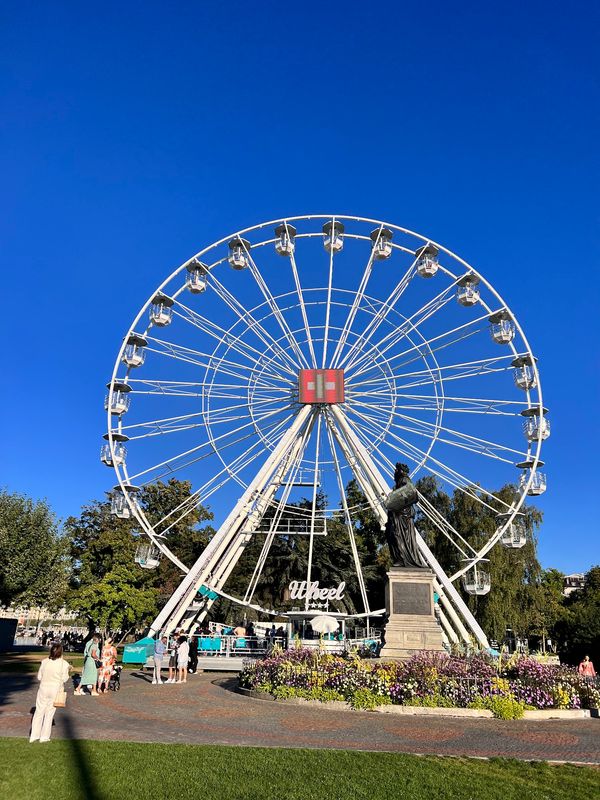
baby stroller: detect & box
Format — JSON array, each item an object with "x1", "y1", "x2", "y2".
[{"x1": 108, "y1": 664, "x2": 122, "y2": 691}]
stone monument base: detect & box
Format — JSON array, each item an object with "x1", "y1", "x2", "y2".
[{"x1": 379, "y1": 567, "x2": 445, "y2": 660}]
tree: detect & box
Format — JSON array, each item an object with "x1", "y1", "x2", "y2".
[
  {"x1": 0, "y1": 490, "x2": 68, "y2": 610},
  {"x1": 65, "y1": 478, "x2": 215, "y2": 635},
  {"x1": 555, "y1": 566, "x2": 600, "y2": 665},
  {"x1": 72, "y1": 565, "x2": 158, "y2": 637}
]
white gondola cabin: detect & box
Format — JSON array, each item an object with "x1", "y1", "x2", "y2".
[
  {"x1": 370, "y1": 227, "x2": 393, "y2": 260},
  {"x1": 323, "y1": 220, "x2": 344, "y2": 253},
  {"x1": 228, "y1": 237, "x2": 251, "y2": 270},
  {"x1": 415, "y1": 244, "x2": 439, "y2": 277},
  {"x1": 134, "y1": 542, "x2": 161, "y2": 569},
  {"x1": 489, "y1": 310, "x2": 516, "y2": 344},
  {"x1": 456, "y1": 274, "x2": 480, "y2": 306},
  {"x1": 521, "y1": 407, "x2": 550, "y2": 442},
  {"x1": 517, "y1": 460, "x2": 547, "y2": 496},
  {"x1": 496, "y1": 511, "x2": 527, "y2": 549},
  {"x1": 462, "y1": 560, "x2": 491, "y2": 595},
  {"x1": 105, "y1": 381, "x2": 131, "y2": 415},
  {"x1": 274, "y1": 223, "x2": 296, "y2": 256},
  {"x1": 186, "y1": 259, "x2": 208, "y2": 294},
  {"x1": 100, "y1": 432, "x2": 128, "y2": 467},
  {"x1": 512, "y1": 355, "x2": 538, "y2": 391},
  {"x1": 122, "y1": 333, "x2": 147, "y2": 368},
  {"x1": 110, "y1": 484, "x2": 139, "y2": 519},
  {"x1": 149, "y1": 293, "x2": 174, "y2": 327}
]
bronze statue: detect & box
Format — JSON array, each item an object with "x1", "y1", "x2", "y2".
[{"x1": 384, "y1": 462, "x2": 426, "y2": 569}]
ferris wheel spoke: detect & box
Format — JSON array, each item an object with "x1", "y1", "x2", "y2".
[
  {"x1": 146, "y1": 336, "x2": 294, "y2": 386},
  {"x1": 150, "y1": 411, "x2": 298, "y2": 533},
  {"x1": 329, "y1": 236, "x2": 378, "y2": 369},
  {"x1": 416, "y1": 497, "x2": 477, "y2": 559},
  {"x1": 344, "y1": 278, "x2": 459, "y2": 375},
  {"x1": 346, "y1": 391, "x2": 528, "y2": 416},
  {"x1": 304, "y1": 412, "x2": 324, "y2": 608},
  {"x1": 369, "y1": 308, "x2": 504, "y2": 378},
  {"x1": 172, "y1": 298, "x2": 294, "y2": 374},
  {"x1": 128, "y1": 409, "x2": 294, "y2": 485},
  {"x1": 324, "y1": 417, "x2": 371, "y2": 614},
  {"x1": 244, "y1": 415, "x2": 316, "y2": 605},
  {"x1": 350, "y1": 399, "x2": 527, "y2": 462},
  {"x1": 206, "y1": 396, "x2": 285, "y2": 426},
  {"x1": 321, "y1": 224, "x2": 336, "y2": 369},
  {"x1": 244, "y1": 247, "x2": 311, "y2": 369},
  {"x1": 337, "y1": 253, "x2": 419, "y2": 370},
  {"x1": 343, "y1": 407, "x2": 512, "y2": 513},
  {"x1": 121, "y1": 397, "x2": 274, "y2": 434},
  {"x1": 131, "y1": 428, "x2": 263, "y2": 484},
  {"x1": 208, "y1": 274, "x2": 301, "y2": 374},
  {"x1": 350, "y1": 353, "x2": 517, "y2": 392},
  {"x1": 122, "y1": 401, "x2": 290, "y2": 444},
  {"x1": 289, "y1": 248, "x2": 318, "y2": 368}
]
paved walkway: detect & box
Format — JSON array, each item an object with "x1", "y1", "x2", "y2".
[{"x1": 1, "y1": 670, "x2": 599, "y2": 764}]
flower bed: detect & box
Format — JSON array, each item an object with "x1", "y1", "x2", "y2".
[{"x1": 239, "y1": 649, "x2": 600, "y2": 718}]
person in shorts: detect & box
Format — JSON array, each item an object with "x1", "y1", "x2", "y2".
[
  {"x1": 176, "y1": 635, "x2": 189, "y2": 684},
  {"x1": 166, "y1": 633, "x2": 180, "y2": 683}
]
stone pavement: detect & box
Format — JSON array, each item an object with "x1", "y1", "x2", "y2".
[{"x1": 1, "y1": 670, "x2": 599, "y2": 764}]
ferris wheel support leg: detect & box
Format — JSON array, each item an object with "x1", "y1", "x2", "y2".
[
  {"x1": 148, "y1": 405, "x2": 313, "y2": 635},
  {"x1": 419, "y1": 538, "x2": 488, "y2": 648},
  {"x1": 329, "y1": 405, "x2": 489, "y2": 650},
  {"x1": 431, "y1": 578, "x2": 471, "y2": 645},
  {"x1": 436, "y1": 604, "x2": 459, "y2": 645},
  {"x1": 188, "y1": 422, "x2": 316, "y2": 625}
]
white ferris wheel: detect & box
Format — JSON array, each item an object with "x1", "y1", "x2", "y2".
[{"x1": 103, "y1": 215, "x2": 548, "y2": 647}]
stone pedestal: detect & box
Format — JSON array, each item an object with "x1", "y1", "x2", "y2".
[{"x1": 379, "y1": 567, "x2": 445, "y2": 660}]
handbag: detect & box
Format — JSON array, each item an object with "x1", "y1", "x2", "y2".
[{"x1": 53, "y1": 689, "x2": 67, "y2": 708}]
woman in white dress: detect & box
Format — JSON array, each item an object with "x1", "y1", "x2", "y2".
[
  {"x1": 176, "y1": 635, "x2": 189, "y2": 684},
  {"x1": 30, "y1": 642, "x2": 71, "y2": 743}
]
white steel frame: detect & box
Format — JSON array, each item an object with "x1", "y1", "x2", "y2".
[{"x1": 104, "y1": 215, "x2": 546, "y2": 644}]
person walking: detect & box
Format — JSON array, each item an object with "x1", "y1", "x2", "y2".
[
  {"x1": 578, "y1": 655, "x2": 596, "y2": 679},
  {"x1": 153, "y1": 636, "x2": 167, "y2": 684},
  {"x1": 97, "y1": 636, "x2": 117, "y2": 693},
  {"x1": 76, "y1": 635, "x2": 101, "y2": 695},
  {"x1": 176, "y1": 635, "x2": 189, "y2": 683},
  {"x1": 30, "y1": 642, "x2": 71, "y2": 743}
]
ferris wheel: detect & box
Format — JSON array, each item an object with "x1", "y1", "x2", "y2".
[{"x1": 103, "y1": 215, "x2": 548, "y2": 646}]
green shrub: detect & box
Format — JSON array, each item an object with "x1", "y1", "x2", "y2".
[
  {"x1": 272, "y1": 685, "x2": 298, "y2": 699},
  {"x1": 406, "y1": 694, "x2": 455, "y2": 708},
  {"x1": 349, "y1": 689, "x2": 392, "y2": 710},
  {"x1": 468, "y1": 696, "x2": 525, "y2": 719},
  {"x1": 272, "y1": 686, "x2": 345, "y2": 702}
]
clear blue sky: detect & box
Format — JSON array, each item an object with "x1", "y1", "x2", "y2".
[{"x1": 0, "y1": 1, "x2": 598, "y2": 573}]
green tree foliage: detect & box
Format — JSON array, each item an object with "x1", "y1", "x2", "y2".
[
  {"x1": 65, "y1": 479, "x2": 214, "y2": 635},
  {"x1": 0, "y1": 490, "x2": 68, "y2": 610},
  {"x1": 448, "y1": 483, "x2": 543, "y2": 643},
  {"x1": 555, "y1": 566, "x2": 600, "y2": 665}
]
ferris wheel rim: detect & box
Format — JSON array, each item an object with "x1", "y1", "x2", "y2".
[{"x1": 106, "y1": 214, "x2": 546, "y2": 594}]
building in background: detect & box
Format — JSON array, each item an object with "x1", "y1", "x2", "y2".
[{"x1": 563, "y1": 573, "x2": 586, "y2": 597}]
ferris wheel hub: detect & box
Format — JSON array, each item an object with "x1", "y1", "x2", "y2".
[{"x1": 298, "y1": 368, "x2": 345, "y2": 404}]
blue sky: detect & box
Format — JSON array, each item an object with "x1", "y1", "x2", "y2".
[{"x1": 0, "y1": 1, "x2": 598, "y2": 573}]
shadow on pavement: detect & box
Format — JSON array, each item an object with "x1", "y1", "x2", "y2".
[
  {"x1": 0, "y1": 672, "x2": 36, "y2": 708},
  {"x1": 128, "y1": 672, "x2": 152, "y2": 683}
]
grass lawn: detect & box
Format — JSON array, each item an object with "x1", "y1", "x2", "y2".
[
  {"x1": 0, "y1": 738, "x2": 598, "y2": 800},
  {"x1": 0, "y1": 648, "x2": 138, "y2": 675}
]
